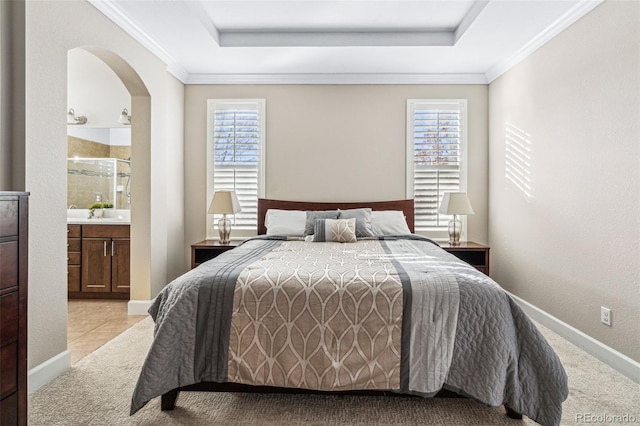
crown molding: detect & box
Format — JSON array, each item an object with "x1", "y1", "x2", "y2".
[
  {"x1": 166, "y1": 63, "x2": 189, "y2": 83},
  {"x1": 185, "y1": 73, "x2": 488, "y2": 85},
  {"x1": 485, "y1": 0, "x2": 603, "y2": 83},
  {"x1": 88, "y1": 0, "x2": 188, "y2": 83},
  {"x1": 90, "y1": 0, "x2": 601, "y2": 86}
]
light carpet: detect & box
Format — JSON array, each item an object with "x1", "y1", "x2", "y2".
[{"x1": 29, "y1": 317, "x2": 639, "y2": 425}]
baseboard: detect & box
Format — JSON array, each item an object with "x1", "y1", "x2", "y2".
[
  {"x1": 508, "y1": 292, "x2": 640, "y2": 383},
  {"x1": 28, "y1": 349, "x2": 71, "y2": 394},
  {"x1": 128, "y1": 299, "x2": 153, "y2": 316}
]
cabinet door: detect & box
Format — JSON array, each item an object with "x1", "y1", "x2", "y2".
[
  {"x1": 81, "y1": 239, "x2": 111, "y2": 292},
  {"x1": 111, "y1": 239, "x2": 130, "y2": 293},
  {"x1": 68, "y1": 266, "x2": 81, "y2": 292}
]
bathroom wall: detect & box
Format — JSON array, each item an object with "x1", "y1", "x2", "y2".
[
  {"x1": 67, "y1": 48, "x2": 130, "y2": 128},
  {"x1": 67, "y1": 136, "x2": 132, "y2": 209}
]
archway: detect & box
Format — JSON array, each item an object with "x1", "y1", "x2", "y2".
[{"x1": 68, "y1": 46, "x2": 152, "y2": 307}]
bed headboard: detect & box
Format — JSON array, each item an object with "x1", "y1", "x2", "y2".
[{"x1": 257, "y1": 199, "x2": 415, "y2": 235}]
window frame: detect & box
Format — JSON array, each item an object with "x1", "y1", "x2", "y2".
[
  {"x1": 206, "y1": 99, "x2": 266, "y2": 238},
  {"x1": 406, "y1": 99, "x2": 468, "y2": 240}
]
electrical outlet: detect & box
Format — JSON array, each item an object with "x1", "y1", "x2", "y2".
[{"x1": 601, "y1": 307, "x2": 612, "y2": 326}]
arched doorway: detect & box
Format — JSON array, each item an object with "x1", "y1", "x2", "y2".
[{"x1": 66, "y1": 46, "x2": 153, "y2": 361}]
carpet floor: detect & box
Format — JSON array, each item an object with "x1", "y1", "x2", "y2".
[{"x1": 29, "y1": 317, "x2": 639, "y2": 425}]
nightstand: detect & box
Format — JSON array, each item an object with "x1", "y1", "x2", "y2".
[
  {"x1": 441, "y1": 241, "x2": 490, "y2": 276},
  {"x1": 191, "y1": 240, "x2": 241, "y2": 269}
]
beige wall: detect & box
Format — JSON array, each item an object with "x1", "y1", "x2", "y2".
[
  {"x1": 184, "y1": 84, "x2": 488, "y2": 262},
  {"x1": 26, "y1": 0, "x2": 184, "y2": 370},
  {"x1": 489, "y1": 1, "x2": 640, "y2": 361}
]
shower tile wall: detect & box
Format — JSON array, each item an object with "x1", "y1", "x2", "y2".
[{"x1": 68, "y1": 137, "x2": 131, "y2": 209}]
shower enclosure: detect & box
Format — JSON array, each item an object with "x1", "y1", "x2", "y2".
[{"x1": 67, "y1": 157, "x2": 131, "y2": 210}]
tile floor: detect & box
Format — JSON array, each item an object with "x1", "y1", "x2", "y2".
[{"x1": 67, "y1": 299, "x2": 146, "y2": 364}]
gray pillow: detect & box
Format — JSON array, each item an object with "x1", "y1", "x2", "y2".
[
  {"x1": 304, "y1": 210, "x2": 339, "y2": 236},
  {"x1": 338, "y1": 208, "x2": 374, "y2": 237}
]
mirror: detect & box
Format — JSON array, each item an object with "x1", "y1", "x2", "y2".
[
  {"x1": 67, "y1": 127, "x2": 131, "y2": 210},
  {"x1": 67, "y1": 157, "x2": 131, "y2": 210}
]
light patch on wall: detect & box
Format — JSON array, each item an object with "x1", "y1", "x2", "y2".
[{"x1": 505, "y1": 122, "x2": 534, "y2": 201}]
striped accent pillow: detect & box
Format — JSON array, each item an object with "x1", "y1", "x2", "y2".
[{"x1": 313, "y1": 218, "x2": 357, "y2": 243}]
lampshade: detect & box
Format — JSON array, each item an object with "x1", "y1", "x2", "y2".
[
  {"x1": 208, "y1": 191, "x2": 241, "y2": 215},
  {"x1": 438, "y1": 192, "x2": 474, "y2": 215}
]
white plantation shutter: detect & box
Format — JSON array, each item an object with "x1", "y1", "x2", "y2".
[
  {"x1": 208, "y1": 100, "x2": 265, "y2": 233},
  {"x1": 407, "y1": 100, "x2": 467, "y2": 233}
]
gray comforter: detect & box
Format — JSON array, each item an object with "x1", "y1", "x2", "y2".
[{"x1": 131, "y1": 236, "x2": 568, "y2": 425}]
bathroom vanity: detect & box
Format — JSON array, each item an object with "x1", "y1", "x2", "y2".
[{"x1": 67, "y1": 220, "x2": 130, "y2": 299}]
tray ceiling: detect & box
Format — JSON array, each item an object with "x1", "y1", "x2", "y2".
[{"x1": 89, "y1": 0, "x2": 602, "y2": 84}]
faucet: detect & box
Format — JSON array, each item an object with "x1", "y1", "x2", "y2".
[{"x1": 68, "y1": 205, "x2": 77, "y2": 209}]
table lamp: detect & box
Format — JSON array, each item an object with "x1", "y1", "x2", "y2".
[
  {"x1": 438, "y1": 192, "x2": 474, "y2": 246},
  {"x1": 208, "y1": 190, "x2": 241, "y2": 244}
]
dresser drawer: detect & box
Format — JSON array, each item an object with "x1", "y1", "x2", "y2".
[
  {"x1": 0, "y1": 242, "x2": 18, "y2": 291},
  {"x1": 0, "y1": 391, "x2": 18, "y2": 425},
  {"x1": 0, "y1": 200, "x2": 18, "y2": 238},
  {"x1": 0, "y1": 293, "x2": 18, "y2": 347},
  {"x1": 1, "y1": 342, "x2": 18, "y2": 396},
  {"x1": 68, "y1": 238, "x2": 81, "y2": 252}
]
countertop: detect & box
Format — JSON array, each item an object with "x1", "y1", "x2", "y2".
[
  {"x1": 67, "y1": 209, "x2": 130, "y2": 225},
  {"x1": 67, "y1": 217, "x2": 130, "y2": 225}
]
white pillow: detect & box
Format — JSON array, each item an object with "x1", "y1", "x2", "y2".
[
  {"x1": 371, "y1": 210, "x2": 411, "y2": 235},
  {"x1": 265, "y1": 209, "x2": 306, "y2": 236}
]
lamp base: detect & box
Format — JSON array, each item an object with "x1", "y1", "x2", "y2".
[
  {"x1": 218, "y1": 215, "x2": 232, "y2": 245},
  {"x1": 447, "y1": 215, "x2": 462, "y2": 246}
]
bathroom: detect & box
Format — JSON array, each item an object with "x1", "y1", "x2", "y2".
[{"x1": 67, "y1": 48, "x2": 133, "y2": 304}]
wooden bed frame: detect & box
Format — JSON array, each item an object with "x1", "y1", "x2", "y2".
[
  {"x1": 160, "y1": 198, "x2": 522, "y2": 420},
  {"x1": 257, "y1": 198, "x2": 415, "y2": 235}
]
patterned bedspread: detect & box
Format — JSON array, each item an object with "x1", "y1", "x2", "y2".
[{"x1": 131, "y1": 236, "x2": 568, "y2": 425}]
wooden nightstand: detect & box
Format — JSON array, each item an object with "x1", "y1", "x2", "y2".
[
  {"x1": 441, "y1": 241, "x2": 490, "y2": 276},
  {"x1": 191, "y1": 240, "x2": 241, "y2": 269}
]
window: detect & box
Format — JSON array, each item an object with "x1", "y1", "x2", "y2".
[
  {"x1": 406, "y1": 100, "x2": 467, "y2": 236},
  {"x1": 207, "y1": 99, "x2": 265, "y2": 237}
]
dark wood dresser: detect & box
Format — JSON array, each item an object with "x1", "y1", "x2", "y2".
[{"x1": 0, "y1": 192, "x2": 28, "y2": 425}]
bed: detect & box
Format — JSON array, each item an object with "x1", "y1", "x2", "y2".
[{"x1": 130, "y1": 199, "x2": 568, "y2": 425}]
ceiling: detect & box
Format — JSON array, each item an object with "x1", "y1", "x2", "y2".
[{"x1": 89, "y1": 0, "x2": 602, "y2": 84}]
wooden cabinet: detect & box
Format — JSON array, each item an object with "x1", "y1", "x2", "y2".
[
  {"x1": 111, "y1": 239, "x2": 130, "y2": 293},
  {"x1": 191, "y1": 240, "x2": 240, "y2": 269},
  {"x1": 67, "y1": 225, "x2": 81, "y2": 292},
  {"x1": 68, "y1": 224, "x2": 130, "y2": 298},
  {"x1": 441, "y1": 241, "x2": 490, "y2": 275},
  {"x1": 81, "y1": 239, "x2": 112, "y2": 292},
  {"x1": 0, "y1": 192, "x2": 28, "y2": 425}
]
